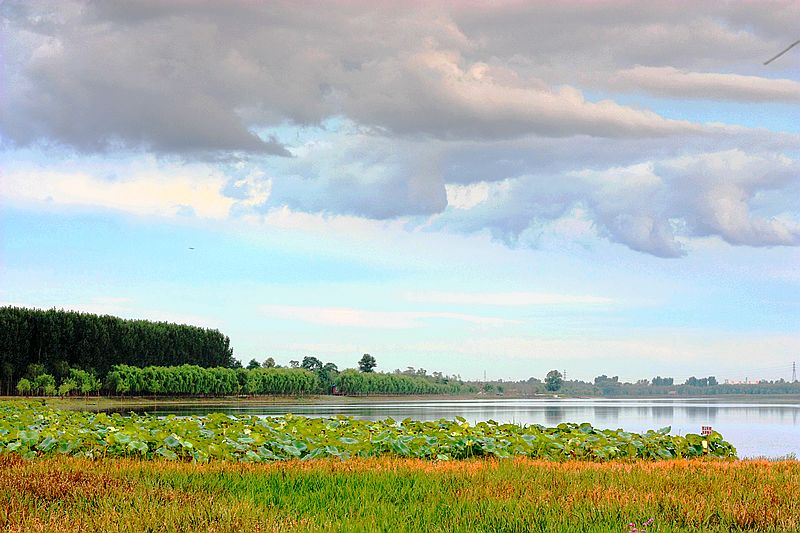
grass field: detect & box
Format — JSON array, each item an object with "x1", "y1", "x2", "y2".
[{"x1": 1, "y1": 455, "x2": 798, "y2": 532}]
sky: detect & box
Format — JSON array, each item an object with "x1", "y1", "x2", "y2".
[{"x1": 1, "y1": 1, "x2": 799, "y2": 382}]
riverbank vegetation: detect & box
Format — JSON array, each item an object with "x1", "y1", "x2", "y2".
[
  {"x1": 1, "y1": 455, "x2": 797, "y2": 532},
  {"x1": 487, "y1": 371, "x2": 800, "y2": 397},
  {"x1": 0, "y1": 306, "x2": 233, "y2": 394},
  {"x1": 3, "y1": 306, "x2": 797, "y2": 400},
  {"x1": 15, "y1": 362, "x2": 476, "y2": 398}
]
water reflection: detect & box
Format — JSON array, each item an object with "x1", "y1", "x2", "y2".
[
  {"x1": 543, "y1": 404, "x2": 564, "y2": 425},
  {"x1": 125, "y1": 398, "x2": 800, "y2": 458}
]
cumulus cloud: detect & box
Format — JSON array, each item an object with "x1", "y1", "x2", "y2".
[{"x1": 435, "y1": 150, "x2": 800, "y2": 257}]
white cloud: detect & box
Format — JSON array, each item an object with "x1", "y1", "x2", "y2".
[
  {"x1": 257, "y1": 304, "x2": 513, "y2": 329},
  {"x1": 615, "y1": 66, "x2": 800, "y2": 102},
  {"x1": 404, "y1": 291, "x2": 612, "y2": 306},
  {"x1": 2, "y1": 166, "x2": 234, "y2": 219},
  {"x1": 435, "y1": 149, "x2": 800, "y2": 257},
  {"x1": 233, "y1": 170, "x2": 272, "y2": 208},
  {"x1": 446, "y1": 182, "x2": 492, "y2": 209}
]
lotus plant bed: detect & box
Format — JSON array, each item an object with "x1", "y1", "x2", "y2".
[{"x1": 0, "y1": 403, "x2": 736, "y2": 463}]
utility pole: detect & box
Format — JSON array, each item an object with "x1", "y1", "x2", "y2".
[
  {"x1": 562, "y1": 369, "x2": 567, "y2": 381},
  {"x1": 792, "y1": 362, "x2": 797, "y2": 383}
]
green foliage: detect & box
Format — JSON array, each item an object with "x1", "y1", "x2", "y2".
[
  {"x1": 358, "y1": 354, "x2": 376, "y2": 373},
  {"x1": 58, "y1": 380, "x2": 77, "y2": 397},
  {"x1": 244, "y1": 368, "x2": 320, "y2": 395},
  {"x1": 106, "y1": 365, "x2": 242, "y2": 396},
  {"x1": 685, "y1": 376, "x2": 719, "y2": 387},
  {"x1": 301, "y1": 356, "x2": 322, "y2": 372},
  {"x1": 0, "y1": 403, "x2": 737, "y2": 463},
  {"x1": 33, "y1": 374, "x2": 56, "y2": 395},
  {"x1": 15, "y1": 378, "x2": 31, "y2": 395},
  {"x1": 104, "y1": 365, "x2": 319, "y2": 396},
  {"x1": 545, "y1": 370, "x2": 563, "y2": 392},
  {"x1": 246, "y1": 359, "x2": 261, "y2": 370},
  {"x1": 336, "y1": 369, "x2": 476, "y2": 395},
  {"x1": 0, "y1": 306, "x2": 235, "y2": 393},
  {"x1": 652, "y1": 376, "x2": 674, "y2": 386},
  {"x1": 25, "y1": 364, "x2": 46, "y2": 381},
  {"x1": 69, "y1": 368, "x2": 102, "y2": 395},
  {"x1": 317, "y1": 362, "x2": 339, "y2": 393},
  {"x1": 594, "y1": 374, "x2": 621, "y2": 395}
]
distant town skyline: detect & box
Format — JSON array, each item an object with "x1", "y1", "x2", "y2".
[{"x1": 1, "y1": 1, "x2": 799, "y2": 381}]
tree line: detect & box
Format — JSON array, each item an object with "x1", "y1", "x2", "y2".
[
  {"x1": 335, "y1": 369, "x2": 476, "y2": 395},
  {"x1": 484, "y1": 371, "x2": 800, "y2": 396},
  {"x1": 106, "y1": 365, "x2": 320, "y2": 396},
  {"x1": 13, "y1": 358, "x2": 474, "y2": 398},
  {"x1": 0, "y1": 306, "x2": 234, "y2": 394}
]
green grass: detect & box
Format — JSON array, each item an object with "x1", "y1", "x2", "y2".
[{"x1": 1, "y1": 456, "x2": 798, "y2": 532}]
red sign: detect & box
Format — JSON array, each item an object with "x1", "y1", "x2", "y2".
[{"x1": 701, "y1": 426, "x2": 713, "y2": 436}]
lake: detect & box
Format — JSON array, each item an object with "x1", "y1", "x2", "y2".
[{"x1": 129, "y1": 397, "x2": 800, "y2": 459}]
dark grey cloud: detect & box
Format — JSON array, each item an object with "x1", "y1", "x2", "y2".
[{"x1": 5, "y1": 0, "x2": 773, "y2": 156}]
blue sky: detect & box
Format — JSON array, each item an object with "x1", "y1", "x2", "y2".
[{"x1": 1, "y1": 1, "x2": 799, "y2": 382}]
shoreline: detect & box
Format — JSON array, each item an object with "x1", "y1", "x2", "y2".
[{"x1": 1, "y1": 392, "x2": 797, "y2": 411}]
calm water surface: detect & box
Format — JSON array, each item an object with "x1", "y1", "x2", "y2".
[{"x1": 134, "y1": 398, "x2": 800, "y2": 459}]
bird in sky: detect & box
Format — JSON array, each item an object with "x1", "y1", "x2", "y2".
[{"x1": 188, "y1": 247, "x2": 195, "y2": 250}]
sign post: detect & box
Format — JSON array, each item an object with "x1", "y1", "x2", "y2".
[{"x1": 701, "y1": 425, "x2": 713, "y2": 455}]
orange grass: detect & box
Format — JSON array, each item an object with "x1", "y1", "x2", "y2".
[{"x1": 1, "y1": 455, "x2": 798, "y2": 532}]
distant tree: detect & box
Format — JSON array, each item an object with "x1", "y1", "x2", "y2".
[
  {"x1": 25, "y1": 363, "x2": 46, "y2": 381},
  {"x1": 318, "y1": 362, "x2": 339, "y2": 393},
  {"x1": 33, "y1": 373, "x2": 56, "y2": 395},
  {"x1": 545, "y1": 370, "x2": 564, "y2": 392},
  {"x1": 16, "y1": 378, "x2": 31, "y2": 396},
  {"x1": 0, "y1": 306, "x2": 234, "y2": 377},
  {"x1": 58, "y1": 380, "x2": 76, "y2": 397},
  {"x1": 594, "y1": 375, "x2": 621, "y2": 395},
  {"x1": 301, "y1": 356, "x2": 322, "y2": 372},
  {"x1": 358, "y1": 354, "x2": 376, "y2": 373},
  {"x1": 52, "y1": 359, "x2": 70, "y2": 382},
  {"x1": 230, "y1": 358, "x2": 243, "y2": 369},
  {"x1": 652, "y1": 376, "x2": 674, "y2": 386},
  {"x1": 708, "y1": 376, "x2": 718, "y2": 386},
  {"x1": 262, "y1": 357, "x2": 276, "y2": 368},
  {"x1": 246, "y1": 359, "x2": 261, "y2": 370},
  {"x1": 289, "y1": 360, "x2": 300, "y2": 369},
  {"x1": 2, "y1": 363, "x2": 14, "y2": 395}
]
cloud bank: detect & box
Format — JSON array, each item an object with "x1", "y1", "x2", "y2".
[{"x1": 2, "y1": 0, "x2": 799, "y2": 257}]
